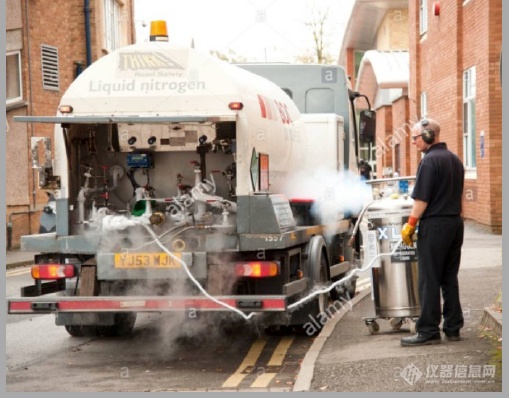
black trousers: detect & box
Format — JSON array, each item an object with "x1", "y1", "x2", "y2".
[{"x1": 415, "y1": 216, "x2": 464, "y2": 337}]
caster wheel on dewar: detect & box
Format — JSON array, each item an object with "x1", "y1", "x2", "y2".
[
  {"x1": 390, "y1": 317, "x2": 404, "y2": 330},
  {"x1": 366, "y1": 320, "x2": 380, "y2": 335}
]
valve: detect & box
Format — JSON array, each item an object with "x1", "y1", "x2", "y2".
[{"x1": 149, "y1": 212, "x2": 166, "y2": 226}]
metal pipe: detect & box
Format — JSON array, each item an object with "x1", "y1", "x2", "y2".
[
  {"x1": 348, "y1": 200, "x2": 376, "y2": 248},
  {"x1": 365, "y1": 176, "x2": 416, "y2": 185},
  {"x1": 84, "y1": 0, "x2": 92, "y2": 66},
  {"x1": 24, "y1": 0, "x2": 36, "y2": 217}
]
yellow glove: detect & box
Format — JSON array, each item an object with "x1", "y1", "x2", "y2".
[{"x1": 401, "y1": 223, "x2": 416, "y2": 247}]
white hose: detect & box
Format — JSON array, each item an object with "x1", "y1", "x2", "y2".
[
  {"x1": 141, "y1": 223, "x2": 259, "y2": 320},
  {"x1": 287, "y1": 238, "x2": 404, "y2": 311},
  {"x1": 120, "y1": 218, "x2": 404, "y2": 320}
]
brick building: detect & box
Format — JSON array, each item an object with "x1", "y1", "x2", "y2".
[
  {"x1": 409, "y1": 0, "x2": 502, "y2": 232},
  {"x1": 339, "y1": 0, "x2": 409, "y2": 178},
  {"x1": 6, "y1": 0, "x2": 135, "y2": 249},
  {"x1": 339, "y1": 0, "x2": 502, "y2": 232}
]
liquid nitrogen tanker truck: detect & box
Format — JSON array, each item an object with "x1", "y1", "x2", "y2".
[{"x1": 8, "y1": 21, "x2": 376, "y2": 336}]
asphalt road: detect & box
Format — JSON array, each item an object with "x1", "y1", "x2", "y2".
[{"x1": 6, "y1": 267, "x2": 314, "y2": 392}]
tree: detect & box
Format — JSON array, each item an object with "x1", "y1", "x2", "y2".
[
  {"x1": 302, "y1": 3, "x2": 334, "y2": 64},
  {"x1": 209, "y1": 49, "x2": 247, "y2": 63}
]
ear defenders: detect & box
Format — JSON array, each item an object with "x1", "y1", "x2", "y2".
[{"x1": 420, "y1": 118, "x2": 435, "y2": 144}]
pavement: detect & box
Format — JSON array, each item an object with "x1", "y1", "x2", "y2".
[
  {"x1": 294, "y1": 220, "x2": 503, "y2": 392},
  {"x1": 4, "y1": 221, "x2": 503, "y2": 392},
  {"x1": 5, "y1": 250, "x2": 39, "y2": 270}
]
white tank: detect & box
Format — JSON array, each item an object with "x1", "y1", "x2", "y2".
[{"x1": 53, "y1": 42, "x2": 343, "y2": 198}]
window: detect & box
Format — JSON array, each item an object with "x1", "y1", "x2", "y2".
[
  {"x1": 354, "y1": 51, "x2": 365, "y2": 80},
  {"x1": 360, "y1": 145, "x2": 377, "y2": 175},
  {"x1": 282, "y1": 88, "x2": 293, "y2": 99},
  {"x1": 420, "y1": 92, "x2": 428, "y2": 118},
  {"x1": 41, "y1": 45, "x2": 60, "y2": 91},
  {"x1": 104, "y1": 0, "x2": 121, "y2": 52},
  {"x1": 305, "y1": 88, "x2": 334, "y2": 113},
  {"x1": 6, "y1": 51, "x2": 22, "y2": 104},
  {"x1": 463, "y1": 67, "x2": 476, "y2": 169},
  {"x1": 420, "y1": 0, "x2": 428, "y2": 35},
  {"x1": 394, "y1": 143, "x2": 401, "y2": 175}
]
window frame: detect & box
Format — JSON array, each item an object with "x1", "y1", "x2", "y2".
[
  {"x1": 463, "y1": 66, "x2": 477, "y2": 172},
  {"x1": 420, "y1": 91, "x2": 428, "y2": 118},
  {"x1": 419, "y1": 0, "x2": 428, "y2": 36},
  {"x1": 6, "y1": 51, "x2": 23, "y2": 105},
  {"x1": 103, "y1": 0, "x2": 121, "y2": 53}
]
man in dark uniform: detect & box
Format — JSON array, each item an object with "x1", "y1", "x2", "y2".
[
  {"x1": 400, "y1": 117, "x2": 465, "y2": 346},
  {"x1": 359, "y1": 159, "x2": 372, "y2": 180}
]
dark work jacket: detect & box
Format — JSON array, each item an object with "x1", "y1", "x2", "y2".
[{"x1": 411, "y1": 143, "x2": 464, "y2": 219}]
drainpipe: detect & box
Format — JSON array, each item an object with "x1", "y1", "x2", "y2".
[
  {"x1": 24, "y1": 0, "x2": 36, "y2": 220},
  {"x1": 84, "y1": 0, "x2": 92, "y2": 66}
]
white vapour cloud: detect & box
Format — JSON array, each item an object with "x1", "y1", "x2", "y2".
[{"x1": 283, "y1": 168, "x2": 372, "y2": 223}]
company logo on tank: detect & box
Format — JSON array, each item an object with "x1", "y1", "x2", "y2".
[{"x1": 118, "y1": 52, "x2": 186, "y2": 71}]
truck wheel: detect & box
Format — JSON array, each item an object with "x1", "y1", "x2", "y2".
[
  {"x1": 345, "y1": 277, "x2": 357, "y2": 299},
  {"x1": 315, "y1": 256, "x2": 328, "y2": 314},
  {"x1": 329, "y1": 274, "x2": 357, "y2": 301},
  {"x1": 303, "y1": 254, "x2": 328, "y2": 336},
  {"x1": 96, "y1": 312, "x2": 137, "y2": 337},
  {"x1": 64, "y1": 325, "x2": 97, "y2": 337}
]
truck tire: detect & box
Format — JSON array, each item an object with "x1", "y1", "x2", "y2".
[
  {"x1": 299, "y1": 253, "x2": 328, "y2": 336},
  {"x1": 329, "y1": 226, "x2": 359, "y2": 301},
  {"x1": 64, "y1": 325, "x2": 97, "y2": 337},
  {"x1": 96, "y1": 312, "x2": 137, "y2": 337},
  {"x1": 345, "y1": 277, "x2": 357, "y2": 299},
  {"x1": 301, "y1": 238, "x2": 329, "y2": 336},
  {"x1": 314, "y1": 255, "x2": 329, "y2": 315},
  {"x1": 329, "y1": 274, "x2": 357, "y2": 301},
  {"x1": 64, "y1": 313, "x2": 136, "y2": 338},
  {"x1": 286, "y1": 236, "x2": 329, "y2": 335}
]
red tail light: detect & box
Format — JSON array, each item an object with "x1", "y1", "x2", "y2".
[
  {"x1": 235, "y1": 261, "x2": 279, "y2": 278},
  {"x1": 31, "y1": 264, "x2": 75, "y2": 280}
]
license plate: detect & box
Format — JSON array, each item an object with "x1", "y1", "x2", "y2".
[{"x1": 114, "y1": 252, "x2": 181, "y2": 269}]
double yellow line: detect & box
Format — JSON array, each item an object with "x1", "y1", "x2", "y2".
[{"x1": 222, "y1": 335, "x2": 295, "y2": 389}]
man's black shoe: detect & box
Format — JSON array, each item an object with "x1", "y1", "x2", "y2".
[
  {"x1": 444, "y1": 332, "x2": 461, "y2": 341},
  {"x1": 401, "y1": 333, "x2": 441, "y2": 347}
]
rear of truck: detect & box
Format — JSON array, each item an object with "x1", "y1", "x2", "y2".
[{"x1": 8, "y1": 39, "x2": 366, "y2": 336}]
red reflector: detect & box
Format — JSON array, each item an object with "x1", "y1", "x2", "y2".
[
  {"x1": 235, "y1": 261, "x2": 279, "y2": 278},
  {"x1": 290, "y1": 198, "x2": 316, "y2": 203},
  {"x1": 31, "y1": 264, "x2": 75, "y2": 280},
  {"x1": 229, "y1": 102, "x2": 244, "y2": 110}
]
